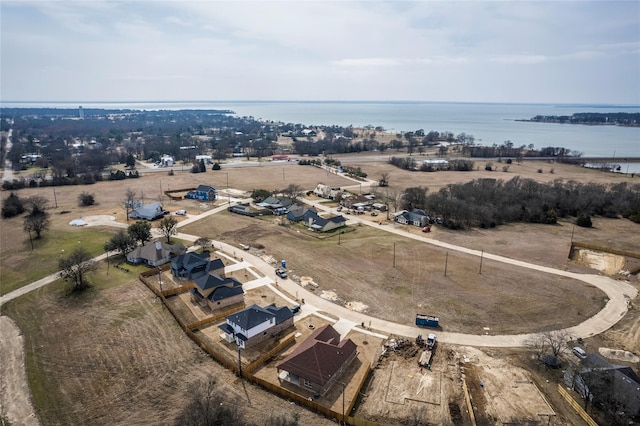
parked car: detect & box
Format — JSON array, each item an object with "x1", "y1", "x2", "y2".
[
  {"x1": 175, "y1": 209, "x2": 187, "y2": 216},
  {"x1": 290, "y1": 304, "x2": 301, "y2": 314},
  {"x1": 337, "y1": 206, "x2": 343, "y2": 212},
  {"x1": 422, "y1": 226, "x2": 431, "y2": 233},
  {"x1": 371, "y1": 211, "x2": 378, "y2": 216},
  {"x1": 275, "y1": 268, "x2": 288, "y2": 279}
]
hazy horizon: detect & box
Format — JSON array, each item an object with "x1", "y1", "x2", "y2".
[{"x1": 2, "y1": 1, "x2": 639, "y2": 105}]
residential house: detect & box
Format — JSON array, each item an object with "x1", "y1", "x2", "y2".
[
  {"x1": 129, "y1": 202, "x2": 166, "y2": 220},
  {"x1": 277, "y1": 324, "x2": 358, "y2": 395},
  {"x1": 257, "y1": 196, "x2": 294, "y2": 212},
  {"x1": 394, "y1": 209, "x2": 430, "y2": 227},
  {"x1": 567, "y1": 353, "x2": 640, "y2": 420},
  {"x1": 301, "y1": 129, "x2": 317, "y2": 137},
  {"x1": 190, "y1": 272, "x2": 244, "y2": 311},
  {"x1": 286, "y1": 205, "x2": 317, "y2": 223},
  {"x1": 219, "y1": 304, "x2": 294, "y2": 349},
  {"x1": 341, "y1": 195, "x2": 374, "y2": 210},
  {"x1": 228, "y1": 204, "x2": 254, "y2": 216},
  {"x1": 126, "y1": 240, "x2": 187, "y2": 266},
  {"x1": 313, "y1": 184, "x2": 341, "y2": 200},
  {"x1": 186, "y1": 184, "x2": 217, "y2": 202},
  {"x1": 170, "y1": 252, "x2": 211, "y2": 279},
  {"x1": 302, "y1": 210, "x2": 346, "y2": 232}
]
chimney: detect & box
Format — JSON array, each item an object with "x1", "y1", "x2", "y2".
[{"x1": 155, "y1": 241, "x2": 162, "y2": 250}]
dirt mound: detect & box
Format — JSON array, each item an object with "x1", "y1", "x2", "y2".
[{"x1": 599, "y1": 347, "x2": 640, "y2": 363}]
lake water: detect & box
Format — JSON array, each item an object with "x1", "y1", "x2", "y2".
[{"x1": 4, "y1": 101, "x2": 640, "y2": 170}]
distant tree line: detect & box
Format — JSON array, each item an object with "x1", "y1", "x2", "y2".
[
  {"x1": 523, "y1": 112, "x2": 640, "y2": 127},
  {"x1": 401, "y1": 178, "x2": 640, "y2": 229}
]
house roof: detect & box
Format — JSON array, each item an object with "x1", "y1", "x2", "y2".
[
  {"x1": 277, "y1": 324, "x2": 357, "y2": 387},
  {"x1": 171, "y1": 251, "x2": 210, "y2": 271},
  {"x1": 208, "y1": 279, "x2": 244, "y2": 301},
  {"x1": 225, "y1": 304, "x2": 292, "y2": 331},
  {"x1": 257, "y1": 197, "x2": 294, "y2": 209},
  {"x1": 206, "y1": 258, "x2": 225, "y2": 273},
  {"x1": 304, "y1": 210, "x2": 346, "y2": 230},
  {"x1": 130, "y1": 202, "x2": 164, "y2": 219},
  {"x1": 396, "y1": 209, "x2": 429, "y2": 222},
  {"x1": 286, "y1": 205, "x2": 316, "y2": 222},
  {"x1": 195, "y1": 184, "x2": 216, "y2": 193},
  {"x1": 193, "y1": 273, "x2": 226, "y2": 291},
  {"x1": 127, "y1": 240, "x2": 186, "y2": 262}
]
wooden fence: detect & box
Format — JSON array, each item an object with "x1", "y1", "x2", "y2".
[
  {"x1": 139, "y1": 272, "x2": 382, "y2": 425},
  {"x1": 244, "y1": 334, "x2": 296, "y2": 374},
  {"x1": 162, "y1": 283, "x2": 194, "y2": 297},
  {"x1": 557, "y1": 384, "x2": 598, "y2": 426},
  {"x1": 187, "y1": 304, "x2": 246, "y2": 331}
]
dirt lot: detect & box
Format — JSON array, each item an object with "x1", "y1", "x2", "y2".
[{"x1": 2, "y1": 157, "x2": 639, "y2": 425}]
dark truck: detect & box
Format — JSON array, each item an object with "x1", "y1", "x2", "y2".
[{"x1": 416, "y1": 314, "x2": 439, "y2": 328}]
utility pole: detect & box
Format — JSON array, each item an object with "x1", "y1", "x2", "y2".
[
  {"x1": 479, "y1": 250, "x2": 484, "y2": 274},
  {"x1": 393, "y1": 242, "x2": 396, "y2": 268},
  {"x1": 53, "y1": 187, "x2": 58, "y2": 208},
  {"x1": 237, "y1": 344, "x2": 242, "y2": 377},
  {"x1": 28, "y1": 229, "x2": 34, "y2": 251},
  {"x1": 444, "y1": 251, "x2": 449, "y2": 276}
]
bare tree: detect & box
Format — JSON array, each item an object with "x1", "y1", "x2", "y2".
[
  {"x1": 379, "y1": 172, "x2": 390, "y2": 187},
  {"x1": 194, "y1": 236, "x2": 213, "y2": 251},
  {"x1": 383, "y1": 188, "x2": 401, "y2": 220},
  {"x1": 174, "y1": 379, "x2": 246, "y2": 426},
  {"x1": 59, "y1": 248, "x2": 98, "y2": 292},
  {"x1": 23, "y1": 196, "x2": 50, "y2": 239},
  {"x1": 122, "y1": 188, "x2": 138, "y2": 222},
  {"x1": 525, "y1": 335, "x2": 547, "y2": 361},
  {"x1": 282, "y1": 183, "x2": 303, "y2": 201},
  {"x1": 158, "y1": 216, "x2": 178, "y2": 243},
  {"x1": 543, "y1": 330, "x2": 569, "y2": 357}
]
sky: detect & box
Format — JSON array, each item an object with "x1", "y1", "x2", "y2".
[{"x1": 1, "y1": 1, "x2": 639, "y2": 104}]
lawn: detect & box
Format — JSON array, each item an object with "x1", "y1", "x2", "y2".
[{"x1": 0, "y1": 225, "x2": 119, "y2": 296}]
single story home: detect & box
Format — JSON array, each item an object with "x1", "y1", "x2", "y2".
[
  {"x1": 286, "y1": 205, "x2": 316, "y2": 222},
  {"x1": 126, "y1": 240, "x2": 187, "y2": 266},
  {"x1": 186, "y1": 184, "x2": 217, "y2": 202},
  {"x1": 303, "y1": 210, "x2": 346, "y2": 232},
  {"x1": 256, "y1": 196, "x2": 294, "y2": 211},
  {"x1": 394, "y1": 209, "x2": 430, "y2": 227},
  {"x1": 219, "y1": 304, "x2": 294, "y2": 349},
  {"x1": 228, "y1": 204, "x2": 254, "y2": 216},
  {"x1": 129, "y1": 202, "x2": 166, "y2": 220},
  {"x1": 277, "y1": 324, "x2": 358, "y2": 395}
]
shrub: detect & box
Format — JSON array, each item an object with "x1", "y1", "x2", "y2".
[
  {"x1": 211, "y1": 162, "x2": 221, "y2": 170},
  {"x1": 576, "y1": 214, "x2": 592, "y2": 228},
  {"x1": 2, "y1": 192, "x2": 25, "y2": 218},
  {"x1": 78, "y1": 192, "x2": 95, "y2": 207}
]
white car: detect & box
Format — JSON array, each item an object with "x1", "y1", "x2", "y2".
[{"x1": 175, "y1": 209, "x2": 187, "y2": 216}]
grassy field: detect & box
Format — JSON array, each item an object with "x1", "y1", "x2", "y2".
[{"x1": 0, "y1": 224, "x2": 118, "y2": 296}]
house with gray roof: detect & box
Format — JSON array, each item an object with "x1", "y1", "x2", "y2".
[
  {"x1": 277, "y1": 324, "x2": 358, "y2": 395},
  {"x1": 302, "y1": 210, "x2": 346, "y2": 232},
  {"x1": 126, "y1": 240, "x2": 186, "y2": 266},
  {"x1": 219, "y1": 304, "x2": 294, "y2": 349},
  {"x1": 190, "y1": 273, "x2": 244, "y2": 311},
  {"x1": 286, "y1": 205, "x2": 317, "y2": 222},
  {"x1": 129, "y1": 202, "x2": 166, "y2": 221},
  {"x1": 567, "y1": 353, "x2": 640, "y2": 421},
  {"x1": 170, "y1": 252, "x2": 211, "y2": 279},
  {"x1": 394, "y1": 209, "x2": 429, "y2": 227}
]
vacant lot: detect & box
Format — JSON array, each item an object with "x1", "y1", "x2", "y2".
[{"x1": 180, "y1": 211, "x2": 605, "y2": 334}]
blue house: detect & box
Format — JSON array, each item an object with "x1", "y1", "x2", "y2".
[{"x1": 186, "y1": 185, "x2": 217, "y2": 202}]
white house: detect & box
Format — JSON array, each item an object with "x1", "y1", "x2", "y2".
[{"x1": 218, "y1": 304, "x2": 294, "y2": 349}]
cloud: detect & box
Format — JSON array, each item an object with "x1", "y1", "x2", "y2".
[{"x1": 1, "y1": 1, "x2": 638, "y2": 103}]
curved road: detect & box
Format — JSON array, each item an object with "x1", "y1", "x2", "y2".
[{"x1": 2, "y1": 195, "x2": 637, "y2": 348}]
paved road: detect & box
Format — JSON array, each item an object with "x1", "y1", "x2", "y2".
[{"x1": 2, "y1": 193, "x2": 637, "y2": 348}]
